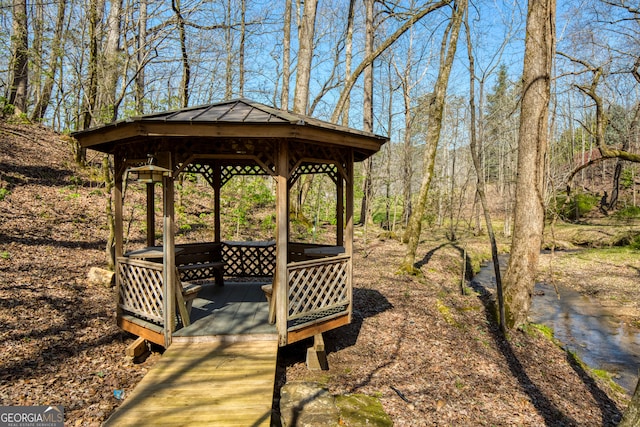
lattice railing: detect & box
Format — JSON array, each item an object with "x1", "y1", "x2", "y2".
[
  {"x1": 117, "y1": 257, "x2": 164, "y2": 325},
  {"x1": 286, "y1": 255, "x2": 350, "y2": 331},
  {"x1": 222, "y1": 242, "x2": 276, "y2": 277}
]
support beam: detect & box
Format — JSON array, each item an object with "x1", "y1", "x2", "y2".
[
  {"x1": 146, "y1": 183, "x2": 155, "y2": 247},
  {"x1": 213, "y1": 162, "x2": 222, "y2": 243},
  {"x1": 114, "y1": 156, "x2": 124, "y2": 319},
  {"x1": 275, "y1": 140, "x2": 289, "y2": 346},
  {"x1": 125, "y1": 337, "x2": 149, "y2": 358},
  {"x1": 162, "y1": 154, "x2": 176, "y2": 347},
  {"x1": 306, "y1": 333, "x2": 328, "y2": 371},
  {"x1": 346, "y1": 151, "x2": 354, "y2": 324},
  {"x1": 337, "y1": 174, "x2": 344, "y2": 246}
]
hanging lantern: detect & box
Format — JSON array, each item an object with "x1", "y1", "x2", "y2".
[{"x1": 129, "y1": 157, "x2": 171, "y2": 183}]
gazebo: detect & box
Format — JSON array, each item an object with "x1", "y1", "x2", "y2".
[{"x1": 73, "y1": 98, "x2": 387, "y2": 349}]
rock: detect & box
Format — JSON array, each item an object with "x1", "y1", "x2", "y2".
[
  {"x1": 280, "y1": 382, "x2": 393, "y2": 427},
  {"x1": 335, "y1": 394, "x2": 393, "y2": 427},
  {"x1": 87, "y1": 267, "x2": 114, "y2": 287},
  {"x1": 280, "y1": 382, "x2": 340, "y2": 427}
]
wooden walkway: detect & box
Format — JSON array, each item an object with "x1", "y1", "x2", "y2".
[{"x1": 104, "y1": 340, "x2": 278, "y2": 426}]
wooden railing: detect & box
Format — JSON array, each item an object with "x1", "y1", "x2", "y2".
[
  {"x1": 286, "y1": 254, "x2": 351, "y2": 332},
  {"x1": 222, "y1": 241, "x2": 276, "y2": 277},
  {"x1": 116, "y1": 257, "x2": 164, "y2": 325}
]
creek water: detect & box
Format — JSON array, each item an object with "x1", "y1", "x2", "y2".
[{"x1": 471, "y1": 256, "x2": 640, "y2": 394}]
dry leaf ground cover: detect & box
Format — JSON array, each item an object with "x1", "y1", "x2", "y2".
[{"x1": 0, "y1": 121, "x2": 634, "y2": 426}]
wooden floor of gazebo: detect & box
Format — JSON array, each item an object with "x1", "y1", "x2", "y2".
[{"x1": 173, "y1": 280, "x2": 277, "y2": 342}]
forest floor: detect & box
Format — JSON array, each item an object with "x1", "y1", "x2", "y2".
[{"x1": 0, "y1": 120, "x2": 638, "y2": 426}]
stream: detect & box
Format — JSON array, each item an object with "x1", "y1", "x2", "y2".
[{"x1": 471, "y1": 256, "x2": 640, "y2": 394}]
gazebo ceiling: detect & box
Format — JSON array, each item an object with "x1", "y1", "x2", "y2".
[{"x1": 72, "y1": 98, "x2": 387, "y2": 162}]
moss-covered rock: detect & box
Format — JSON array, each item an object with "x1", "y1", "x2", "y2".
[{"x1": 335, "y1": 394, "x2": 393, "y2": 427}]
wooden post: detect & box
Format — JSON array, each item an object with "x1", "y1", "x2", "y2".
[
  {"x1": 213, "y1": 162, "x2": 222, "y2": 243},
  {"x1": 114, "y1": 156, "x2": 124, "y2": 318},
  {"x1": 345, "y1": 150, "x2": 354, "y2": 323},
  {"x1": 337, "y1": 172, "x2": 344, "y2": 246},
  {"x1": 275, "y1": 140, "x2": 289, "y2": 346},
  {"x1": 306, "y1": 333, "x2": 328, "y2": 371},
  {"x1": 162, "y1": 159, "x2": 176, "y2": 347},
  {"x1": 146, "y1": 183, "x2": 155, "y2": 247}
]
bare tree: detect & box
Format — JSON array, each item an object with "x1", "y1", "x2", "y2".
[
  {"x1": 330, "y1": 0, "x2": 451, "y2": 123},
  {"x1": 359, "y1": 0, "x2": 375, "y2": 225},
  {"x1": 502, "y1": 0, "x2": 556, "y2": 329},
  {"x1": 9, "y1": 0, "x2": 28, "y2": 115},
  {"x1": 293, "y1": 0, "x2": 318, "y2": 114},
  {"x1": 400, "y1": 0, "x2": 466, "y2": 274},
  {"x1": 135, "y1": 0, "x2": 148, "y2": 114},
  {"x1": 173, "y1": 0, "x2": 190, "y2": 108},
  {"x1": 31, "y1": 0, "x2": 67, "y2": 121},
  {"x1": 464, "y1": 8, "x2": 506, "y2": 333},
  {"x1": 280, "y1": 0, "x2": 292, "y2": 109}
]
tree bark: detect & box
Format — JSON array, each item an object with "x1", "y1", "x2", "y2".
[
  {"x1": 31, "y1": 0, "x2": 67, "y2": 121},
  {"x1": 359, "y1": 0, "x2": 375, "y2": 225},
  {"x1": 239, "y1": 0, "x2": 246, "y2": 97},
  {"x1": 503, "y1": 0, "x2": 555, "y2": 329},
  {"x1": 399, "y1": 0, "x2": 466, "y2": 274},
  {"x1": 102, "y1": 0, "x2": 122, "y2": 122},
  {"x1": 173, "y1": 0, "x2": 190, "y2": 108},
  {"x1": 9, "y1": 0, "x2": 29, "y2": 115},
  {"x1": 620, "y1": 376, "x2": 640, "y2": 427},
  {"x1": 341, "y1": 0, "x2": 356, "y2": 126},
  {"x1": 225, "y1": 0, "x2": 233, "y2": 100},
  {"x1": 293, "y1": 0, "x2": 318, "y2": 114},
  {"x1": 135, "y1": 0, "x2": 147, "y2": 114},
  {"x1": 464, "y1": 9, "x2": 506, "y2": 333},
  {"x1": 281, "y1": 0, "x2": 292, "y2": 109}
]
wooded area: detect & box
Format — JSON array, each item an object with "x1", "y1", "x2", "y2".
[{"x1": 1, "y1": 0, "x2": 639, "y2": 351}]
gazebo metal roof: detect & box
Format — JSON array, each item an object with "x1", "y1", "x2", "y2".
[{"x1": 73, "y1": 98, "x2": 387, "y2": 161}]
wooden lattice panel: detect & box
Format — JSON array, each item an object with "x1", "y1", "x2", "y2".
[
  {"x1": 222, "y1": 242, "x2": 276, "y2": 277},
  {"x1": 221, "y1": 164, "x2": 266, "y2": 186},
  {"x1": 290, "y1": 162, "x2": 338, "y2": 184},
  {"x1": 183, "y1": 163, "x2": 217, "y2": 187},
  {"x1": 286, "y1": 255, "x2": 350, "y2": 328},
  {"x1": 117, "y1": 257, "x2": 164, "y2": 324}
]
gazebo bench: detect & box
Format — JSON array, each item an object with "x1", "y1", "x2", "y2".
[{"x1": 176, "y1": 242, "x2": 225, "y2": 286}]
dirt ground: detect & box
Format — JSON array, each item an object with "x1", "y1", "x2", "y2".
[{"x1": 0, "y1": 121, "x2": 634, "y2": 425}]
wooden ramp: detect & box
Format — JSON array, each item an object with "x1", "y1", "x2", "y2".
[{"x1": 104, "y1": 340, "x2": 278, "y2": 426}]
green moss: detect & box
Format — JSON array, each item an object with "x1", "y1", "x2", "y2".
[
  {"x1": 436, "y1": 299, "x2": 457, "y2": 326},
  {"x1": 526, "y1": 323, "x2": 555, "y2": 341},
  {"x1": 335, "y1": 394, "x2": 393, "y2": 427}
]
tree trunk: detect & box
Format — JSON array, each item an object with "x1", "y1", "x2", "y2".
[
  {"x1": 239, "y1": 0, "x2": 246, "y2": 97},
  {"x1": 359, "y1": 0, "x2": 375, "y2": 225},
  {"x1": 280, "y1": 0, "x2": 292, "y2": 109},
  {"x1": 135, "y1": 0, "x2": 147, "y2": 114},
  {"x1": 225, "y1": 0, "x2": 233, "y2": 100},
  {"x1": 173, "y1": 0, "x2": 190, "y2": 108},
  {"x1": 82, "y1": 0, "x2": 98, "y2": 131},
  {"x1": 293, "y1": 0, "x2": 318, "y2": 114},
  {"x1": 9, "y1": 0, "x2": 29, "y2": 115},
  {"x1": 503, "y1": 0, "x2": 555, "y2": 329},
  {"x1": 465, "y1": 10, "x2": 506, "y2": 332},
  {"x1": 102, "y1": 0, "x2": 122, "y2": 123},
  {"x1": 619, "y1": 376, "x2": 640, "y2": 427},
  {"x1": 31, "y1": 0, "x2": 67, "y2": 121},
  {"x1": 341, "y1": 0, "x2": 356, "y2": 126},
  {"x1": 400, "y1": 0, "x2": 466, "y2": 273}
]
